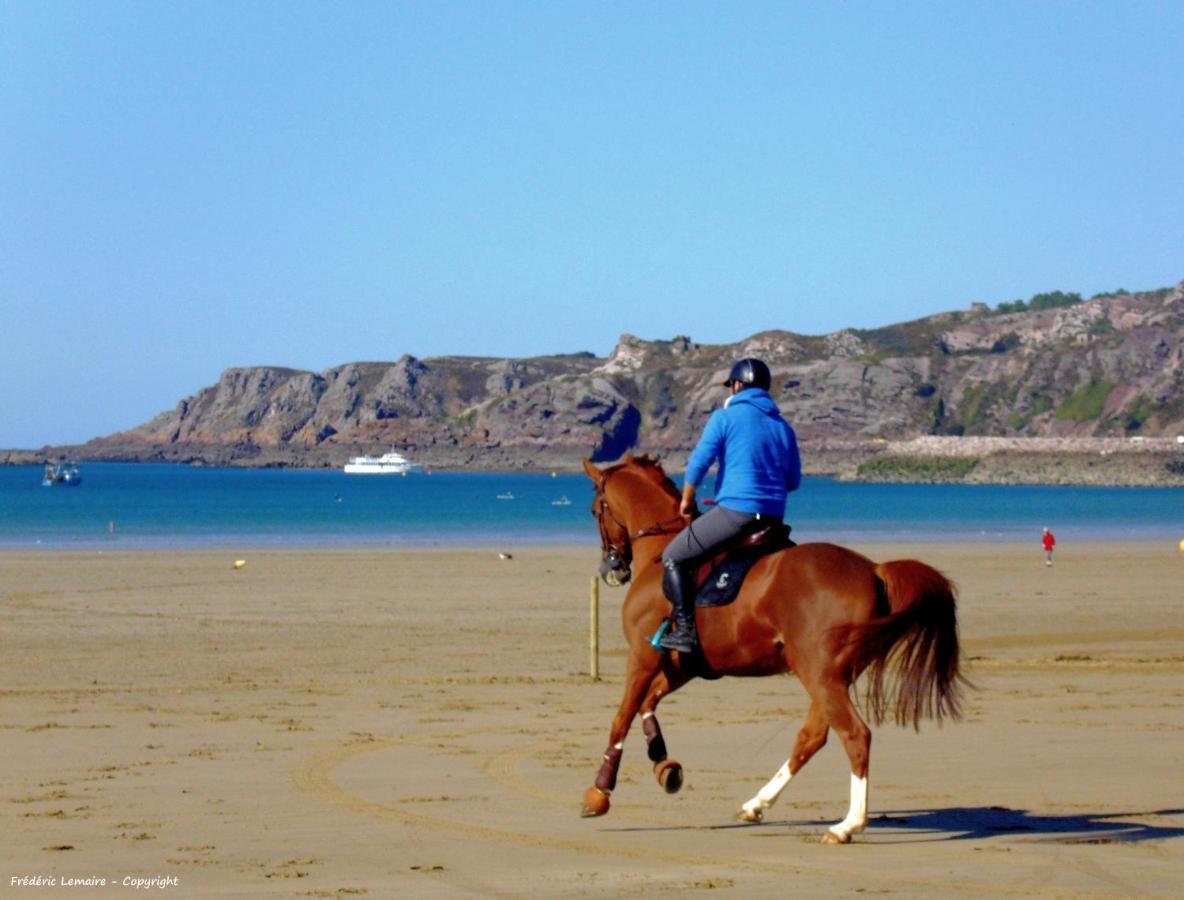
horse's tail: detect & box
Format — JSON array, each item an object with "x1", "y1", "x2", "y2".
[{"x1": 846, "y1": 560, "x2": 964, "y2": 730}]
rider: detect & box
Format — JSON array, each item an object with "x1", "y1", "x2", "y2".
[{"x1": 658, "y1": 358, "x2": 801, "y2": 653}]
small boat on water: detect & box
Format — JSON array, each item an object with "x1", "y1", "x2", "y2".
[
  {"x1": 42, "y1": 460, "x2": 82, "y2": 487},
  {"x1": 343, "y1": 450, "x2": 415, "y2": 475},
  {"x1": 496, "y1": 491, "x2": 516, "y2": 500},
  {"x1": 551, "y1": 495, "x2": 572, "y2": 506}
]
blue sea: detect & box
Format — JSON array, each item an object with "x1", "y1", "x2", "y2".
[{"x1": 0, "y1": 463, "x2": 1180, "y2": 549}]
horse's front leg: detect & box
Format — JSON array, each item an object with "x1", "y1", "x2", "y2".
[
  {"x1": 581, "y1": 651, "x2": 661, "y2": 817},
  {"x1": 738, "y1": 699, "x2": 827, "y2": 823},
  {"x1": 639, "y1": 670, "x2": 691, "y2": 795}
]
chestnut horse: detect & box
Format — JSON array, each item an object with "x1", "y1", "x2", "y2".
[{"x1": 580, "y1": 454, "x2": 964, "y2": 843}]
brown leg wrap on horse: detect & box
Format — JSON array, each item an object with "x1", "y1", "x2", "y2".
[
  {"x1": 642, "y1": 714, "x2": 667, "y2": 763},
  {"x1": 594, "y1": 745, "x2": 623, "y2": 792}
]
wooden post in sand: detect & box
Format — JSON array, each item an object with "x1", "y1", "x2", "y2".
[{"x1": 589, "y1": 575, "x2": 600, "y2": 681}]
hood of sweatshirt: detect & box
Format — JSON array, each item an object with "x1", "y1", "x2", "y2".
[{"x1": 724, "y1": 388, "x2": 782, "y2": 416}]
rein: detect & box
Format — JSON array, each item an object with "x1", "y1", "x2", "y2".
[{"x1": 631, "y1": 516, "x2": 686, "y2": 540}]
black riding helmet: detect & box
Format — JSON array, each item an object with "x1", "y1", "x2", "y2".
[{"x1": 723, "y1": 358, "x2": 771, "y2": 391}]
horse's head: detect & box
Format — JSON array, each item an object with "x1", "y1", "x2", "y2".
[
  {"x1": 584, "y1": 456, "x2": 634, "y2": 586},
  {"x1": 583, "y1": 453, "x2": 682, "y2": 587}
]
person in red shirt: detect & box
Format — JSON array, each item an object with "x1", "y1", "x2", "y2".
[{"x1": 1042, "y1": 527, "x2": 1056, "y2": 567}]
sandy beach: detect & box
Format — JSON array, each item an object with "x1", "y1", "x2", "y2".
[{"x1": 3, "y1": 542, "x2": 1182, "y2": 898}]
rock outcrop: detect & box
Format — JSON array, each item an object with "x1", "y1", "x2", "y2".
[{"x1": 30, "y1": 282, "x2": 1184, "y2": 481}]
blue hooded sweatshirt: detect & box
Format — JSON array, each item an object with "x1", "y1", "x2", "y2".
[{"x1": 684, "y1": 388, "x2": 801, "y2": 517}]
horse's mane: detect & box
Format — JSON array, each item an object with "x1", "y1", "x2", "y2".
[{"x1": 610, "y1": 454, "x2": 681, "y2": 503}]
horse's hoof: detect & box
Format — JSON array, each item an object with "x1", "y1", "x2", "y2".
[
  {"x1": 581, "y1": 786, "x2": 610, "y2": 817},
  {"x1": 823, "y1": 830, "x2": 851, "y2": 845},
  {"x1": 654, "y1": 759, "x2": 683, "y2": 794},
  {"x1": 737, "y1": 806, "x2": 763, "y2": 824}
]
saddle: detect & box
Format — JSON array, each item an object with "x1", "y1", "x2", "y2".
[{"x1": 692, "y1": 522, "x2": 796, "y2": 608}]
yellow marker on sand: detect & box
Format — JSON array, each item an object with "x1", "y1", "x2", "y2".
[{"x1": 233, "y1": 560, "x2": 246, "y2": 570}]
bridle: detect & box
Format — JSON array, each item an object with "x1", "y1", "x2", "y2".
[{"x1": 591, "y1": 466, "x2": 686, "y2": 573}]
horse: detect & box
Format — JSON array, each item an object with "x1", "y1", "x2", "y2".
[{"x1": 580, "y1": 454, "x2": 965, "y2": 844}]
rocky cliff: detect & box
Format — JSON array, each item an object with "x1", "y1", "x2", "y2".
[{"x1": 32, "y1": 282, "x2": 1184, "y2": 481}]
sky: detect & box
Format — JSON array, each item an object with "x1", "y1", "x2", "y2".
[{"x1": 2, "y1": 1, "x2": 1181, "y2": 448}]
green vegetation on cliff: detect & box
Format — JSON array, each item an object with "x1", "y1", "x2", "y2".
[
  {"x1": 995, "y1": 290, "x2": 1083, "y2": 315},
  {"x1": 856, "y1": 456, "x2": 980, "y2": 481},
  {"x1": 1054, "y1": 380, "x2": 1115, "y2": 422}
]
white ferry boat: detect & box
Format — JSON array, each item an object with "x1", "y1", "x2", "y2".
[{"x1": 343, "y1": 450, "x2": 415, "y2": 475}]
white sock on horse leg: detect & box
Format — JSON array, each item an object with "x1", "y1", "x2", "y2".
[
  {"x1": 741, "y1": 760, "x2": 792, "y2": 819},
  {"x1": 828, "y1": 773, "x2": 868, "y2": 842}
]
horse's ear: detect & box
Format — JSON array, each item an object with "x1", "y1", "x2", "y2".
[
  {"x1": 582, "y1": 458, "x2": 600, "y2": 481},
  {"x1": 623, "y1": 452, "x2": 633, "y2": 464}
]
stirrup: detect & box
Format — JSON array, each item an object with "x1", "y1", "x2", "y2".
[{"x1": 648, "y1": 620, "x2": 671, "y2": 650}]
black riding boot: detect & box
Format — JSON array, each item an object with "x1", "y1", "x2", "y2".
[{"x1": 658, "y1": 560, "x2": 699, "y2": 653}]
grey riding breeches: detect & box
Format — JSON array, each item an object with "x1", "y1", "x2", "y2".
[{"x1": 661, "y1": 504, "x2": 768, "y2": 567}]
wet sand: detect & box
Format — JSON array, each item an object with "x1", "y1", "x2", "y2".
[{"x1": 2, "y1": 542, "x2": 1182, "y2": 897}]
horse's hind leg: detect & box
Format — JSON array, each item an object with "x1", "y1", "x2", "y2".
[
  {"x1": 639, "y1": 670, "x2": 690, "y2": 795},
  {"x1": 817, "y1": 681, "x2": 871, "y2": 844},
  {"x1": 581, "y1": 651, "x2": 661, "y2": 817},
  {"x1": 738, "y1": 700, "x2": 828, "y2": 823}
]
